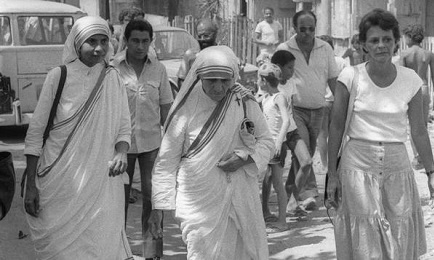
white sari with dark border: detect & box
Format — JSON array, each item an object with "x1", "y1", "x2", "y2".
[
  {"x1": 24, "y1": 16, "x2": 133, "y2": 260},
  {"x1": 152, "y1": 46, "x2": 273, "y2": 260}
]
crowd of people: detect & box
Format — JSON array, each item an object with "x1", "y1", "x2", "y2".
[{"x1": 11, "y1": 5, "x2": 434, "y2": 260}]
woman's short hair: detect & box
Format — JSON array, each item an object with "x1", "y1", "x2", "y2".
[
  {"x1": 124, "y1": 19, "x2": 153, "y2": 40},
  {"x1": 403, "y1": 24, "x2": 424, "y2": 44},
  {"x1": 293, "y1": 10, "x2": 317, "y2": 28},
  {"x1": 358, "y1": 8, "x2": 400, "y2": 43},
  {"x1": 271, "y1": 50, "x2": 296, "y2": 67}
]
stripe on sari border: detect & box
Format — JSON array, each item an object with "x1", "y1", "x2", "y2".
[
  {"x1": 37, "y1": 68, "x2": 107, "y2": 178},
  {"x1": 184, "y1": 91, "x2": 235, "y2": 159},
  {"x1": 51, "y1": 102, "x2": 86, "y2": 130},
  {"x1": 196, "y1": 65, "x2": 233, "y2": 76},
  {"x1": 184, "y1": 91, "x2": 232, "y2": 157},
  {"x1": 187, "y1": 92, "x2": 233, "y2": 158},
  {"x1": 52, "y1": 67, "x2": 114, "y2": 130},
  {"x1": 37, "y1": 88, "x2": 103, "y2": 177}
]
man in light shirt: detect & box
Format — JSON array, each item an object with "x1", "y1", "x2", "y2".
[
  {"x1": 112, "y1": 19, "x2": 173, "y2": 259},
  {"x1": 276, "y1": 10, "x2": 339, "y2": 211},
  {"x1": 254, "y1": 7, "x2": 283, "y2": 65}
]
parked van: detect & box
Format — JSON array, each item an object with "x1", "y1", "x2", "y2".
[{"x1": 0, "y1": 0, "x2": 86, "y2": 126}]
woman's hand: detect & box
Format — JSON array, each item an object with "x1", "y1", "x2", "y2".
[
  {"x1": 148, "y1": 209, "x2": 163, "y2": 239},
  {"x1": 325, "y1": 174, "x2": 340, "y2": 209},
  {"x1": 217, "y1": 153, "x2": 252, "y2": 173},
  {"x1": 24, "y1": 168, "x2": 40, "y2": 217},
  {"x1": 109, "y1": 152, "x2": 127, "y2": 176}
]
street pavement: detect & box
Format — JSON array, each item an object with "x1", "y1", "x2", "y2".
[{"x1": 0, "y1": 125, "x2": 433, "y2": 260}]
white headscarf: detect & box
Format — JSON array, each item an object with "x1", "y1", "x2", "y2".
[
  {"x1": 165, "y1": 46, "x2": 240, "y2": 131},
  {"x1": 62, "y1": 16, "x2": 112, "y2": 64}
]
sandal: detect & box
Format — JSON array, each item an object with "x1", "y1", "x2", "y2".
[
  {"x1": 266, "y1": 222, "x2": 291, "y2": 233},
  {"x1": 286, "y1": 206, "x2": 308, "y2": 217},
  {"x1": 264, "y1": 214, "x2": 279, "y2": 222}
]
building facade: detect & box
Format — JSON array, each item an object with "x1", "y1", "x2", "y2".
[{"x1": 52, "y1": 0, "x2": 434, "y2": 38}]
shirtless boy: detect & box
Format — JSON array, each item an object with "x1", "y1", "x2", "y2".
[{"x1": 400, "y1": 24, "x2": 434, "y2": 170}]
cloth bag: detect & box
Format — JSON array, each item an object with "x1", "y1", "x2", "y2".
[{"x1": 0, "y1": 151, "x2": 16, "y2": 220}]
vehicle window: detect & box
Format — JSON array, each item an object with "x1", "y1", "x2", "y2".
[
  {"x1": 0, "y1": 17, "x2": 12, "y2": 46},
  {"x1": 153, "y1": 31, "x2": 199, "y2": 60},
  {"x1": 18, "y1": 16, "x2": 74, "y2": 45}
]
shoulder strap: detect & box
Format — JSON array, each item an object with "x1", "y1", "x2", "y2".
[
  {"x1": 42, "y1": 65, "x2": 67, "y2": 147},
  {"x1": 338, "y1": 65, "x2": 359, "y2": 155},
  {"x1": 242, "y1": 97, "x2": 247, "y2": 118}
]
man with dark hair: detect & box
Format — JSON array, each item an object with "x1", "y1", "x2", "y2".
[
  {"x1": 254, "y1": 7, "x2": 283, "y2": 65},
  {"x1": 400, "y1": 24, "x2": 434, "y2": 170},
  {"x1": 176, "y1": 18, "x2": 218, "y2": 89},
  {"x1": 111, "y1": 19, "x2": 173, "y2": 260},
  {"x1": 276, "y1": 11, "x2": 339, "y2": 211}
]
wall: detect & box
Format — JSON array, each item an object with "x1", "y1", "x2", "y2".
[
  {"x1": 314, "y1": 0, "x2": 331, "y2": 35},
  {"x1": 425, "y1": 0, "x2": 434, "y2": 36},
  {"x1": 78, "y1": 0, "x2": 100, "y2": 16}
]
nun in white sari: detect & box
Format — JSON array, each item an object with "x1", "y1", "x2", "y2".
[
  {"x1": 23, "y1": 16, "x2": 133, "y2": 259},
  {"x1": 149, "y1": 46, "x2": 273, "y2": 260}
]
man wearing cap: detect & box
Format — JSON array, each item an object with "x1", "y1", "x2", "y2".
[{"x1": 276, "y1": 10, "x2": 339, "y2": 211}]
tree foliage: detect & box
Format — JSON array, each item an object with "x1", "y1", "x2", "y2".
[{"x1": 196, "y1": 0, "x2": 221, "y2": 19}]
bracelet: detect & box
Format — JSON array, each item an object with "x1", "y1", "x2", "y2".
[{"x1": 426, "y1": 170, "x2": 434, "y2": 177}]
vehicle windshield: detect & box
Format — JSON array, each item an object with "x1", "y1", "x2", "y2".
[
  {"x1": 0, "y1": 16, "x2": 12, "y2": 46},
  {"x1": 18, "y1": 16, "x2": 74, "y2": 45},
  {"x1": 152, "y1": 30, "x2": 199, "y2": 60}
]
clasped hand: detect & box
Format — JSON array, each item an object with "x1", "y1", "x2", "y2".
[
  {"x1": 109, "y1": 152, "x2": 127, "y2": 176},
  {"x1": 216, "y1": 152, "x2": 246, "y2": 172},
  {"x1": 325, "y1": 174, "x2": 340, "y2": 209}
]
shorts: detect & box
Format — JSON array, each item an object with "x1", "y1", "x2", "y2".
[
  {"x1": 285, "y1": 129, "x2": 302, "y2": 152},
  {"x1": 269, "y1": 142, "x2": 288, "y2": 167}
]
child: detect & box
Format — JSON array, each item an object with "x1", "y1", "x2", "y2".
[
  {"x1": 269, "y1": 50, "x2": 312, "y2": 216},
  {"x1": 342, "y1": 33, "x2": 367, "y2": 65},
  {"x1": 257, "y1": 62, "x2": 290, "y2": 231}
]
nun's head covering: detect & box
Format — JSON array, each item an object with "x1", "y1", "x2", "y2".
[
  {"x1": 164, "y1": 45, "x2": 240, "y2": 131},
  {"x1": 62, "y1": 16, "x2": 112, "y2": 64},
  {"x1": 196, "y1": 50, "x2": 236, "y2": 80}
]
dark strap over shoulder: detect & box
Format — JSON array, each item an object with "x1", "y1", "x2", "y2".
[{"x1": 42, "y1": 65, "x2": 67, "y2": 147}]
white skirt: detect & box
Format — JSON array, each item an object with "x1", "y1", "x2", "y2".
[{"x1": 334, "y1": 138, "x2": 426, "y2": 260}]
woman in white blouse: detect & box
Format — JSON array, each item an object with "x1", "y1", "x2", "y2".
[{"x1": 327, "y1": 9, "x2": 433, "y2": 260}]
